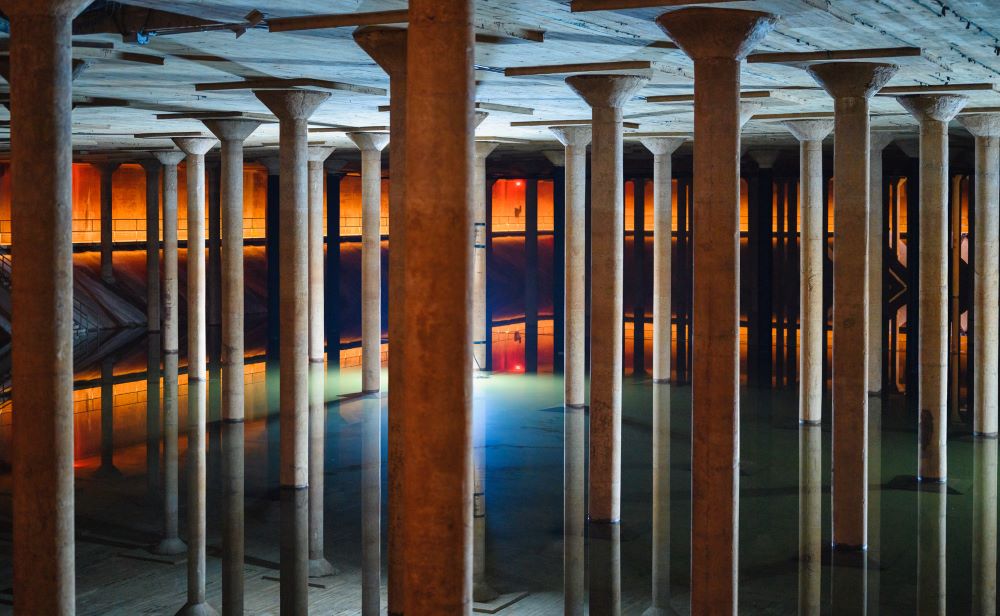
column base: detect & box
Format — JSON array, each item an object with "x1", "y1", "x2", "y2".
[
  {"x1": 565, "y1": 402, "x2": 587, "y2": 409},
  {"x1": 917, "y1": 475, "x2": 947, "y2": 484},
  {"x1": 830, "y1": 541, "x2": 867, "y2": 553},
  {"x1": 93, "y1": 464, "x2": 123, "y2": 480},
  {"x1": 652, "y1": 377, "x2": 671, "y2": 384},
  {"x1": 174, "y1": 601, "x2": 219, "y2": 616},
  {"x1": 799, "y1": 419, "x2": 822, "y2": 427},
  {"x1": 973, "y1": 431, "x2": 999, "y2": 439},
  {"x1": 149, "y1": 536, "x2": 187, "y2": 556},
  {"x1": 473, "y1": 581, "x2": 500, "y2": 603},
  {"x1": 308, "y1": 557, "x2": 339, "y2": 578}
]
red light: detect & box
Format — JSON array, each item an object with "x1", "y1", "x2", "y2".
[
  {"x1": 514, "y1": 180, "x2": 522, "y2": 187},
  {"x1": 514, "y1": 364, "x2": 522, "y2": 371}
]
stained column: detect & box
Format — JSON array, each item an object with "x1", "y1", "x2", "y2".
[
  {"x1": 141, "y1": 159, "x2": 162, "y2": 331},
  {"x1": 784, "y1": 121, "x2": 833, "y2": 424},
  {"x1": 958, "y1": 114, "x2": 1000, "y2": 436},
  {"x1": 173, "y1": 136, "x2": 219, "y2": 616},
  {"x1": 656, "y1": 9, "x2": 776, "y2": 612},
  {"x1": 473, "y1": 139, "x2": 498, "y2": 373},
  {"x1": 403, "y1": 1, "x2": 475, "y2": 610},
  {"x1": 807, "y1": 62, "x2": 899, "y2": 550},
  {"x1": 639, "y1": 137, "x2": 685, "y2": 384},
  {"x1": 799, "y1": 425, "x2": 822, "y2": 615},
  {"x1": 202, "y1": 119, "x2": 260, "y2": 615},
  {"x1": 896, "y1": 94, "x2": 968, "y2": 482},
  {"x1": 550, "y1": 126, "x2": 591, "y2": 408},
  {"x1": 646, "y1": 383, "x2": 673, "y2": 615},
  {"x1": 868, "y1": 132, "x2": 896, "y2": 395},
  {"x1": 6, "y1": 1, "x2": 91, "y2": 611},
  {"x1": 98, "y1": 161, "x2": 121, "y2": 284},
  {"x1": 255, "y1": 88, "x2": 331, "y2": 614}
]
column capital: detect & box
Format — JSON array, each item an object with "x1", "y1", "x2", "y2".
[
  {"x1": 353, "y1": 26, "x2": 407, "y2": 79},
  {"x1": 94, "y1": 160, "x2": 121, "y2": 176},
  {"x1": 475, "y1": 140, "x2": 500, "y2": 160},
  {"x1": 747, "y1": 149, "x2": 780, "y2": 169},
  {"x1": 543, "y1": 150, "x2": 565, "y2": 167},
  {"x1": 896, "y1": 94, "x2": 968, "y2": 124},
  {"x1": 308, "y1": 145, "x2": 337, "y2": 163},
  {"x1": 347, "y1": 132, "x2": 390, "y2": 152},
  {"x1": 656, "y1": 8, "x2": 776, "y2": 61},
  {"x1": 783, "y1": 119, "x2": 834, "y2": 142},
  {"x1": 201, "y1": 118, "x2": 261, "y2": 143},
  {"x1": 871, "y1": 130, "x2": 897, "y2": 152},
  {"x1": 565, "y1": 74, "x2": 648, "y2": 109},
  {"x1": 740, "y1": 100, "x2": 765, "y2": 128},
  {"x1": 550, "y1": 125, "x2": 592, "y2": 148},
  {"x1": 638, "y1": 136, "x2": 686, "y2": 157},
  {"x1": 152, "y1": 150, "x2": 185, "y2": 166},
  {"x1": 257, "y1": 155, "x2": 281, "y2": 175},
  {"x1": 172, "y1": 137, "x2": 217, "y2": 156},
  {"x1": 139, "y1": 158, "x2": 162, "y2": 173},
  {"x1": 475, "y1": 111, "x2": 489, "y2": 128},
  {"x1": 807, "y1": 62, "x2": 898, "y2": 100},
  {"x1": 958, "y1": 113, "x2": 1000, "y2": 138},
  {"x1": 254, "y1": 89, "x2": 330, "y2": 122}
]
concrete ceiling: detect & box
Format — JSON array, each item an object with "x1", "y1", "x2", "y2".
[{"x1": 3, "y1": 0, "x2": 1000, "y2": 156}]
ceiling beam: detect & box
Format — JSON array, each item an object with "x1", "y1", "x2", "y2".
[
  {"x1": 267, "y1": 9, "x2": 409, "y2": 32},
  {"x1": 309, "y1": 126, "x2": 390, "y2": 133},
  {"x1": 878, "y1": 82, "x2": 997, "y2": 95},
  {"x1": 747, "y1": 47, "x2": 922, "y2": 64},
  {"x1": 571, "y1": 0, "x2": 745, "y2": 11},
  {"x1": 505, "y1": 60, "x2": 654, "y2": 77},
  {"x1": 135, "y1": 131, "x2": 207, "y2": 139},
  {"x1": 195, "y1": 77, "x2": 386, "y2": 96},
  {"x1": 155, "y1": 111, "x2": 276, "y2": 122},
  {"x1": 476, "y1": 102, "x2": 534, "y2": 115},
  {"x1": 646, "y1": 90, "x2": 776, "y2": 103},
  {"x1": 511, "y1": 119, "x2": 641, "y2": 129}
]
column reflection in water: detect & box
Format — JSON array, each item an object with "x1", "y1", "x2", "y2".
[
  {"x1": 362, "y1": 393, "x2": 382, "y2": 615},
  {"x1": 97, "y1": 355, "x2": 120, "y2": 478},
  {"x1": 972, "y1": 437, "x2": 997, "y2": 616},
  {"x1": 147, "y1": 333, "x2": 161, "y2": 497},
  {"x1": 644, "y1": 383, "x2": 672, "y2": 616},
  {"x1": 152, "y1": 348, "x2": 186, "y2": 555},
  {"x1": 918, "y1": 482, "x2": 946, "y2": 615},
  {"x1": 308, "y1": 360, "x2": 337, "y2": 577},
  {"x1": 590, "y1": 521, "x2": 621, "y2": 615},
  {"x1": 798, "y1": 425, "x2": 821, "y2": 615},
  {"x1": 564, "y1": 403, "x2": 586, "y2": 615},
  {"x1": 473, "y1": 384, "x2": 498, "y2": 602},
  {"x1": 868, "y1": 395, "x2": 883, "y2": 613}
]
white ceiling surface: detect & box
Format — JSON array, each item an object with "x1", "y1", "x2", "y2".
[{"x1": 5, "y1": 0, "x2": 1000, "y2": 153}]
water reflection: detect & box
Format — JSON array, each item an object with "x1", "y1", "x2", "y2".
[
  {"x1": 918, "y1": 482, "x2": 946, "y2": 615},
  {"x1": 798, "y1": 424, "x2": 821, "y2": 615},
  {"x1": 646, "y1": 383, "x2": 672, "y2": 616},
  {"x1": 564, "y1": 401, "x2": 586, "y2": 616},
  {"x1": 972, "y1": 437, "x2": 997, "y2": 616},
  {"x1": 362, "y1": 393, "x2": 382, "y2": 615},
  {"x1": 151, "y1": 348, "x2": 185, "y2": 555},
  {"x1": 95, "y1": 356, "x2": 120, "y2": 479},
  {"x1": 146, "y1": 333, "x2": 160, "y2": 497}
]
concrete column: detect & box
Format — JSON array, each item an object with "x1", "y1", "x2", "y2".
[
  {"x1": 639, "y1": 138, "x2": 685, "y2": 384},
  {"x1": 644, "y1": 383, "x2": 673, "y2": 615},
  {"x1": 97, "y1": 161, "x2": 121, "y2": 284},
  {"x1": 958, "y1": 114, "x2": 1000, "y2": 436},
  {"x1": 868, "y1": 133, "x2": 896, "y2": 394},
  {"x1": 973, "y1": 437, "x2": 998, "y2": 615},
  {"x1": 550, "y1": 127, "x2": 591, "y2": 409},
  {"x1": 6, "y1": 2, "x2": 90, "y2": 611},
  {"x1": 798, "y1": 424, "x2": 822, "y2": 615},
  {"x1": 656, "y1": 8, "x2": 776, "y2": 612},
  {"x1": 362, "y1": 394, "x2": 382, "y2": 615},
  {"x1": 201, "y1": 118, "x2": 260, "y2": 616},
  {"x1": 351, "y1": 26, "x2": 408, "y2": 614},
  {"x1": 305, "y1": 144, "x2": 336, "y2": 578},
  {"x1": 897, "y1": 94, "x2": 968, "y2": 481},
  {"x1": 172, "y1": 136, "x2": 219, "y2": 616},
  {"x1": 150, "y1": 149, "x2": 186, "y2": 557},
  {"x1": 141, "y1": 159, "x2": 162, "y2": 331},
  {"x1": 403, "y1": 1, "x2": 474, "y2": 610},
  {"x1": 146, "y1": 332, "x2": 161, "y2": 497},
  {"x1": 807, "y1": 62, "x2": 898, "y2": 552},
  {"x1": 207, "y1": 161, "x2": 222, "y2": 328},
  {"x1": 262, "y1": 156, "x2": 281, "y2": 349},
  {"x1": 564, "y1": 401, "x2": 586, "y2": 615},
  {"x1": 255, "y1": 89, "x2": 331, "y2": 615},
  {"x1": 473, "y1": 140, "x2": 499, "y2": 373},
  {"x1": 783, "y1": 121, "x2": 833, "y2": 424},
  {"x1": 918, "y1": 483, "x2": 947, "y2": 615},
  {"x1": 472, "y1": 391, "x2": 497, "y2": 603},
  {"x1": 97, "y1": 356, "x2": 120, "y2": 478}
]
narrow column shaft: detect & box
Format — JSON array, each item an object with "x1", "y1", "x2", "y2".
[
  {"x1": 868, "y1": 134, "x2": 894, "y2": 394},
  {"x1": 99, "y1": 162, "x2": 119, "y2": 284},
  {"x1": 564, "y1": 402, "x2": 586, "y2": 615},
  {"x1": 99, "y1": 357, "x2": 116, "y2": 474},
  {"x1": 975, "y1": 135, "x2": 999, "y2": 435},
  {"x1": 8, "y1": 5, "x2": 88, "y2": 612},
  {"x1": 473, "y1": 142, "x2": 498, "y2": 372},
  {"x1": 472, "y1": 393, "x2": 497, "y2": 602},
  {"x1": 649, "y1": 384, "x2": 672, "y2": 613},
  {"x1": 362, "y1": 395, "x2": 382, "y2": 614},
  {"x1": 799, "y1": 426, "x2": 822, "y2": 615},
  {"x1": 207, "y1": 163, "x2": 222, "y2": 328},
  {"x1": 973, "y1": 438, "x2": 998, "y2": 615},
  {"x1": 918, "y1": 484, "x2": 947, "y2": 614},
  {"x1": 143, "y1": 161, "x2": 162, "y2": 331}
]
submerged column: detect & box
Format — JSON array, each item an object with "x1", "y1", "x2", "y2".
[
  {"x1": 173, "y1": 136, "x2": 219, "y2": 616},
  {"x1": 958, "y1": 114, "x2": 1000, "y2": 436},
  {"x1": 7, "y1": 1, "x2": 91, "y2": 611},
  {"x1": 150, "y1": 149, "x2": 186, "y2": 557},
  {"x1": 98, "y1": 161, "x2": 121, "y2": 284},
  {"x1": 799, "y1": 424, "x2": 822, "y2": 615},
  {"x1": 202, "y1": 118, "x2": 260, "y2": 615},
  {"x1": 639, "y1": 137, "x2": 685, "y2": 384},
  {"x1": 255, "y1": 88, "x2": 331, "y2": 615},
  {"x1": 141, "y1": 159, "x2": 162, "y2": 331},
  {"x1": 646, "y1": 383, "x2": 673, "y2": 615},
  {"x1": 656, "y1": 8, "x2": 776, "y2": 612},
  {"x1": 896, "y1": 94, "x2": 968, "y2": 482},
  {"x1": 473, "y1": 139, "x2": 498, "y2": 373},
  {"x1": 868, "y1": 132, "x2": 896, "y2": 395},
  {"x1": 807, "y1": 62, "x2": 898, "y2": 550},
  {"x1": 783, "y1": 121, "x2": 833, "y2": 424},
  {"x1": 972, "y1": 438, "x2": 998, "y2": 615},
  {"x1": 403, "y1": 0, "x2": 475, "y2": 610},
  {"x1": 550, "y1": 126, "x2": 591, "y2": 409}
]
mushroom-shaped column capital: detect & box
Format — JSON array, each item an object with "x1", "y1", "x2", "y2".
[
  {"x1": 871, "y1": 131, "x2": 897, "y2": 152},
  {"x1": 254, "y1": 89, "x2": 331, "y2": 122},
  {"x1": 475, "y1": 111, "x2": 490, "y2": 128},
  {"x1": 740, "y1": 100, "x2": 766, "y2": 128},
  {"x1": 152, "y1": 150, "x2": 185, "y2": 166},
  {"x1": 94, "y1": 160, "x2": 121, "y2": 176},
  {"x1": 897, "y1": 94, "x2": 968, "y2": 124},
  {"x1": 543, "y1": 150, "x2": 566, "y2": 167},
  {"x1": 353, "y1": 26, "x2": 407, "y2": 78},
  {"x1": 959, "y1": 113, "x2": 1000, "y2": 138},
  {"x1": 748, "y1": 148, "x2": 780, "y2": 169},
  {"x1": 307, "y1": 145, "x2": 336, "y2": 163},
  {"x1": 807, "y1": 62, "x2": 898, "y2": 100},
  {"x1": 172, "y1": 137, "x2": 217, "y2": 157},
  {"x1": 656, "y1": 8, "x2": 777, "y2": 61},
  {"x1": 550, "y1": 125, "x2": 592, "y2": 148},
  {"x1": 475, "y1": 140, "x2": 500, "y2": 161},
  {"x1": 783, "y1": 119, "x2": 834, "y2": 142},
  {"x1": 256, "y1": 155, "x2": 281, "y2": 175},
  {"x1": 348, "y1": 132, "x2": 390, "y2": 153},
  {"x1": 639, "y1": 136, "x2": 686, "y2": 157},
  {"x1": 202, "y1": 119, "x2": 261, "y2": 143},
  {"x1": 566, "y1": 74, "x2": 648, "y2": 109}
]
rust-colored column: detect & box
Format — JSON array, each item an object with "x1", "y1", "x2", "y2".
[
  {"x1": 656, "y1": 9, "x2": 776, "y2": 613},
  {"x1": 202, "y1": 118, "x2": 260, "y2": 615},
  {"x1": 141, "y1": 159, "x2": 162, "y2": 331},
  {"x1": 6, "y1": 1, "x2": 91, "y2": 611},
  {"x1": 550, "y1": 126, "x2": 591, "y2": 409},
  {"x1": 897, "y1": 94, "x2": 968, "y2": 482},
  {"x1": 959, "y1": 114, "x2": 1000, "y2": 436},
  {"x1": 255, "y1": 89, "x2": 331, "y2": 615},
  {"x1": 807, "y1": 62, "x2": 898, "y2": 551},
  {"x1": 473, "y1": 140, "x2": 498, "y2": 373},
  {"x1": 173, "y1": 136, "x2": 219, "y2": 616},
  {"x1": 403, "y1": 1, "x2": 474, "y2": 611},
  {"x1": 639, "y1": 137, "x2": 685, "y2": 384},
  {"x1": 352, "y1": 26, "x2": 408, "y2": 614},
  {"x1": 868, "y1": 132, "x2": 896, "y2": 394},
  {"x1": 783, "y1": 121, "x2": 833, "y2": 424},
  {"x1": 97, "y1": 161, "x2": 121, "y2": 284}
]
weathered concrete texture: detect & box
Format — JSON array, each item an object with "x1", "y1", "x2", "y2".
[
  {"x1": 656, "y1": 7, "x2": 776, "y2": 615},
  {"x1": 402, "y1": 1, "x2": 475, "y2": 612},
  {"x1": 172, "y1": 135, "x2": 219, "y2": 616},
  {"x1": 808, "y1": 61, "x2": 898, "y2": 553},
  {"x1": 740, "y1": 100, "x2": 765, "y2": 128},
  {"x1": 958, "y1": 113, "x2": 1000, "y2": 436},
  {"x1": 565, "y1": 74, "x2": 647, "y2": 528},
  {"x1": 351, "y1": 26, "x2": 408, "y2": 615},
  {"x1": 643, "y1": 384, "x2": 673, "y2": 616},
  {"x1": 868, "y1": 132, "x2": 896, "y2": 394},
  {"x1": 97, "y1": 161, "x2": 121, "y2": 284},
  {"x1": 473, "y1": 140, "x2": 499, "y2": 373},
  {"x1": 639, "y1": 137, "x2": 685, "y2": 384},
  {"x1": 799, "y1": 425, "x2": 822, "y2": 615},
  {"x1": 973, "y1": 438, "x2": 998, "y2": 614},
  {"x1": 783, "y1": 120, "x2": 833, "y2": 424},
  {"x1": 140, "y1": 159, "x2": 162, "y2": 332},
  {"x1": 255, "y1": 88, "x2": 330, "y2": 615},
  {"x1": 564, "y1": 401, "x2": 586, "y2": 616},
  {"x1": 897, "y1": 94, "x2": 968, "y2": 481},
  {"x1": 550, "y1": 126, "x2": 592, "y2": 409}
]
